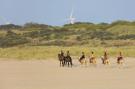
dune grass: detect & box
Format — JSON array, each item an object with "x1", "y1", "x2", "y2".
[{"x1": 0, "y1": 46, "x2": 135, "y2": 60}]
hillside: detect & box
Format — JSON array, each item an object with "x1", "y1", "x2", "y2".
[{"x1": 0, "y1": 21, "x2": 135, "y2": 47}]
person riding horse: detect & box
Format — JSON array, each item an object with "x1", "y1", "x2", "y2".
[
  {"x1": 79, "y1": 52, "x2": 85, "y2": 62},
  {"x1": 66, "y1": 51, "x2": 70, "y2": 57},
  {"x1": 65, "y1": 51, "x2": 73, "y2": 67},
  {"x1": 79, "y1": 52, "x2": 86, "y2": 65},
  {"x1": 89, "y1": 51, "x2": 96, "y2": 64},
  {"x1": 101, "y1": 50, "x2": 109, "y2": 64},
  {"x1": 58, "y1": 50, "x2": 73, "y2": 67},
  {"x1": 58, "y1": 50, "x2": 65, "y2": 67},
  {"x1": 61, "y1": 50, "x2": 64, "y2": 56},
  {"x1": 117, "y1": 51, "x2": 124, "y2": 64}
]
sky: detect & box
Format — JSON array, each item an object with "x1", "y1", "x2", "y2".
[{"x1": 0, "y1": 0, "x2": 135, "y2": 26}]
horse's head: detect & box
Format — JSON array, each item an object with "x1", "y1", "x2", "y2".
[{"x1": 58, "y1": 54, "x2": 61, "y2": 58}]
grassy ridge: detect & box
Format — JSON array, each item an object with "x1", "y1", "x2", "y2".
[
  {"x1": 0, "y1": 46, "x2": 134, "y2": 60},
  {"x1": 0, "y1": 21, "x2": 135, "y2": 59},
  {"x1": 0, "y1": 21, "x2": 135, "y2": 47}
]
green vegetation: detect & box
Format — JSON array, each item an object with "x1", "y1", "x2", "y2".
[
  {"x1": 0, "y1": 21, "x2": 135, "y2": 47},
  {"x1": 0, "y1": 20, "x2": 135, "y2": 59},
  {"x1": 0, "y1": 46, "x2": 134, "y2": 60}
]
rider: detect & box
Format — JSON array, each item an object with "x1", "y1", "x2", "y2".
[
  {"x1": 119, "y1": 51, "x2": 123, "y2": 58},
  {"x1": 102, "y1": 50, "x2": 110, "y2": 64},
  {"x1": 79, "y1": 52, "x2": 85, "y2": 62},
  {"x1": 60, "y1": 50, "x2": 64, "y2": 56},
  {"x1": 91, "y1": 51, "x2": 95, "y2": 58},
  {"x1": 89, "y1": 51, "x2": 96, "y2": 63},
  {"x1": 66, "y1": 50, "x2": 70, "y2": 57},
  {"x1": 117, "y1": 51, "x2": 123, "y2": 63},
  {"x1": 104, "y1": 50, "x2": 108, "y2": 60},
  {"x1": 66, "y1": 50, "x2": 73, "y2": 65}
]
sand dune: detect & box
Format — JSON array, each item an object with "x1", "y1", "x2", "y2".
[{"x1": 0, "y1": 58, "x2": 135, "y2": 89}]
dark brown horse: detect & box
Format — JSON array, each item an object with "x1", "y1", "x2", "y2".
[
  {"x1": 117, "y1": 52, "x2": 124, "y2": 64},
  {"x1": 58, "y1": 53, "x2": 65, "y2": 67},
  {"x1": 79, "y1": 52, "x2": 87, "y2": 65},
  {"x1": 62, "y1": 51, "x2": 73, "y2": 67},
  {"x1": 64, "y1": 56, "x2": 73, "y2": 67},
  {"x1": 58, "y1": 51, "x2": 73, "y2": 67}
]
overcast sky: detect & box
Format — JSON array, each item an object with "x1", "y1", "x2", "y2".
[{"x1": 0, "y1": 0, "x2": 135, "y2": 25}]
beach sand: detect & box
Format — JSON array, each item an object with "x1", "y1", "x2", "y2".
[{"x1": 0, "y1": 58, "x2": 135, "y2": 89}]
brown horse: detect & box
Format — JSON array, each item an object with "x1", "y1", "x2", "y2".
[
  {"x1": 58, "y1": 50, "x2": 73, "y2": 67},
  {"x1": 79, "y1": 52, "x2": 87, "y2": 66},
  {"x1": 64, "y1": 56, "x2": 73, "y2": 67},
  {"x1": 101, "y1": 51, "x2": 109, "y2": 65},
  {"x1": 89, "y1": 52, "x2": 96, "y2": 64},
  {"x1": 58, "y1": 53, "x2": 65, "y2": 67},
  {"x1": 117, "y1": 52, "x2": 124, "y2": 64},
  {"x1": 58, "y1": 53, "x2": 73, "y2": 67},
  {"x1": 89, "y1": 57, "x2": 96, "y2": 64},
  {"x1": 101, "y1": 57, "x2": 109, "y2": 65}
]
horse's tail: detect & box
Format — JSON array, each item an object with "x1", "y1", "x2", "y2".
[
  {"x1": 101, "y1": 57, "x2": 105, "y2": 64},
  {"x1": 101, "y1": 56, "x2": 104, "y2": 60}
]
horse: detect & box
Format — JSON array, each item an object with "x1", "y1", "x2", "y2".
[
  {"x1": 117, "y1": 56, "x2": 124, "y2": 64},
  {"x1": 89, "y1": 57, "x2": 96, "y2": 64},
  {"x1": 101, "y1": 50, "x2": 110, "y2": 65},
  {"x1": 101, "y1": 56, "x2": 109, "y2": 65},
  {"x1": 79, "y1": 57, "x2": 87, "y2": 66},
  {"x1": 58, "y1": 54, "x2": 65, "y2": 67},
  {"x1": 79, "y1": 52, "x2": 87, "y2": 66},
  {"x1": 117, "y1": 52, "x2": 124, "y2": 64},
  {"x1": 89, "y1": 51, "x2": 97, "y2": 65},
  {"x1": 58, "y1": 53, "x2": 73, "y2": 67},
  {"x1": 64, "y1": 56, "x2": 73, "y2": 67}
]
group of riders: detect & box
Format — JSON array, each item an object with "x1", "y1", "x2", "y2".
[
  {"x1": 58, "y1": 50, "x2": 73, "y2": 67},
  {"x1": 58, "y1": 50, "x2": 124, "y2": 67}
]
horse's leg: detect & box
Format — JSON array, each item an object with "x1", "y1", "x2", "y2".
[
  {"x1": 59, "y1": 61, "x2": 61, "y2": 66},
  {"x1": 63, "y1": 60, "x2": 65, "y2": 66},
  {"x1": 67, "y1": 62, "x2": 69, "y2": 67},
  {"x1": 84, "y1": 60, "x2": 86, "y2": 66},
  {"x1": 62, "y1": 60, "x2": 64, "y2": 67},
  {"x1": 117, "y1": 60, "x2": 119, "y2": 64},
  {"x1": 71, "y1": 60, "x2": 73, "y2": 66},
  {"x1": 61, "y1": 61, "x2": 63, "y2": 67},
  {"x1": 108, "y1": 60, "x2": 110, "y2": 65},
  {"x1": 64, "y1": 60, "x2": 67, "y2": 66},
  {"x1": 102, "y1": 59, "x2": 104, "y2": 64},
  {"x1": 89, "y1": 59, "x2": 91, "y2": 66},
  {"x1": 118, "y1": 59, "x2": 121, "y2": 64},
  {"x1": 94, "y1": 60, "x2": 96, "y2": 64},
  {"x1": 70, "y1": 62, "x2": 71, "y2": 67},
  {"x1": 68, "y1": 62, "x2": 70, "y2": 67},
  {"x1": 103, "y1": 60, "x2": 105, "y2": 64},
  {"x1": 70, "y1": 61, "x2": 73, "y2": 67},
  {"x1": 118, "y1": 58, "x2": 123, "y2": 64},
  {"x1": 103, "y1": 58, "x2": 107, "y2": 65},
  {"x1": 64, "y1": 61, "x2": 67, "y2": 66},
  {"x1": 118, "y1": 57, "x2": 123, "y2": 64},
  {"x1": 106, "y1": 59, "x2": 109, "y2": 65},
  {"x1": 91, "y1": 59, "x2": 94, "y2": 64},
  {"x1": 89, "y1": 59, "x2": 91, "y2": 64},
  {"x1": 117, "y1": 58, "x2": 119, "y2": 64},
  {"x1": 105, "y1": 60, "x2": 107, "y2": 65},
  {"x1": 60, "y1": 61, "x2": 62, "y2": 67}
]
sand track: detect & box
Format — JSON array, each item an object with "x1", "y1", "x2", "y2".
[{"x1": 0, "y1": 58, "x2": 135, "y2": 89}]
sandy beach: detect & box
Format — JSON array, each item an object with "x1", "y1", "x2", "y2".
[{"x1": 0, "y1": 58, "x2": 135, "y2": 89}]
